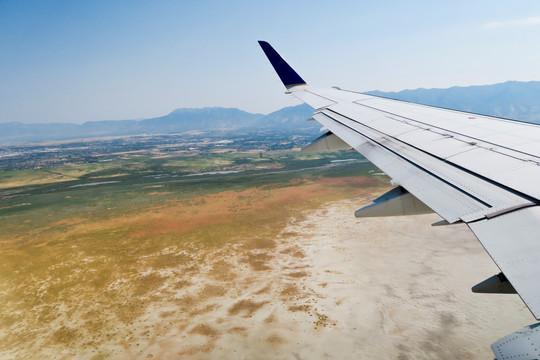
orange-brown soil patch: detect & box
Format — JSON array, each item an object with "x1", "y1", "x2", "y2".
[
  {"x1": 129, "y1": 180, "x2": 336, "y2": 239},
  {"x1": 266, "y1": 334, "x2": 286, "y2": 344},
  {"x1": 228, "y1": 299, "x2": 268, "y2": 317},
  {"x1": 0, "y1": 202, "x2": 31, "y2": 210},
  {"x1": 286, "y1": 271, "x2": 310, "y2": 278},
  {"x1": 146, "y1": 191, "x2": 172, "y2": 196},
  {"x1": 189, "y1": 324, "x2": 219, "y2": 337}
]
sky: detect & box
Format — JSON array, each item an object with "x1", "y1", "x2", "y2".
[{"x1": 1, "y1": 0, "x2": 540, "y2": 124}]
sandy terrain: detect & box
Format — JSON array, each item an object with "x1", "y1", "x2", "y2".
[
  {"x1": 2, "y1": 192, "x2": 535, "y2": 359},
  {"x1": 126, "y1": 199, "x2": 533, "y2": 359}
]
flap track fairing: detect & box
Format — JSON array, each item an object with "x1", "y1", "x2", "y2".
[
  {"x1": 301, "y1": 131, "x2": 351, "y2": 153},
  {"x1": 355, "y1": 186, "x2": 434, "y2": 218},
  {"x1": 472, "y1": 272, "x2": 517, "y2": 294}
]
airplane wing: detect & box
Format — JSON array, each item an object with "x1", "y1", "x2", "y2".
[{"x1": 258, "y1": 40, "x2": 540, "y2": 359}]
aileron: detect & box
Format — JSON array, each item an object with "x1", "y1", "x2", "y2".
[{"x1": 469, "y1": 206, "x2": 540, "y2": 319}]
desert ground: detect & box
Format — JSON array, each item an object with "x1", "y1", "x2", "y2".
[
  {"x1": 2, "y1": 196, "x2": 534, "y2": 359},
  {"x1": 127, "y1": 199, "x2": 533, "y2": 360},
  {"x1": 0, "y1": 150, "x2": 534, "y2": 359}
]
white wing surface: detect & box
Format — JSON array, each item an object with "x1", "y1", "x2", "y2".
[
  {"x1": 258, "y1": 41, "x2": 540, "y2": 357},
  {"x1": 298, "y1": 87, "x2": 540, "y2": 317}
]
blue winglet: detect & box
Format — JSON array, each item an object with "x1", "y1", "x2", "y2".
[{"x1": 258, "y1": 41, "x2": 307, "y2": 89}]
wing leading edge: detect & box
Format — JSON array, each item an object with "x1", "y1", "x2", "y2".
[{"x1": 258, "y1": 41, "x2": 540, "y2": 357}]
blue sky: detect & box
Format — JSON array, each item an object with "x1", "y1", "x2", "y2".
[{"x1": 1, "y1": 0, "x2": 540, "y2": 123}]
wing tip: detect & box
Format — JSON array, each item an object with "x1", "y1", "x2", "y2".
[{"x1": 258, "y1": 40, "x2": 307, "y2": 89}]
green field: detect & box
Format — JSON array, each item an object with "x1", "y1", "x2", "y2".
[{"x1": 0, "y1": 151, "x2": 380, "y2": 231}]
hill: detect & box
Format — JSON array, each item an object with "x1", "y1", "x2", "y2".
[
  {"x1": 0, "y1": 105, "x2": 319, "y2": 144},
  {"x1": 1, "y1": 80, "x2": 538, "y2": 144}
]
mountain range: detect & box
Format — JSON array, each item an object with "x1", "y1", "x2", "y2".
[
  {"x1": 0, "y1": 106, "x2": 318, "y2": 144},
  {"x1": 367, "y1": 81, "x2": 540, "y2": 122},
  {"x1": 1, "y1": 80, "x2": 539, "y2": 144}
]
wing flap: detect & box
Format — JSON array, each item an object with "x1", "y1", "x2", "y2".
[{"x1": 469, "y1": 206, "x2": 540, "y2": 319}]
